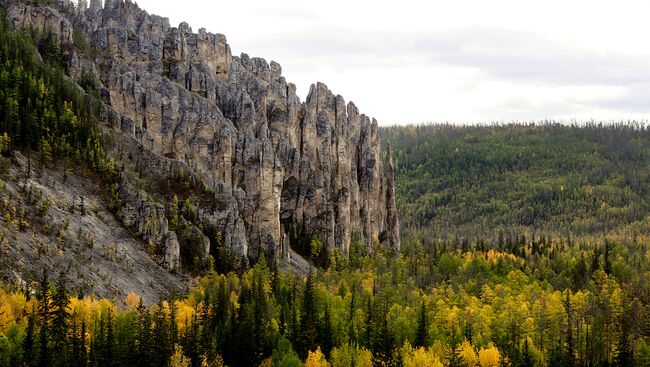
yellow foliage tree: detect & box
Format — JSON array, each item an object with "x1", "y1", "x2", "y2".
[
  {"x1": 459, "y1": 340, "x2": 479, "y2": 367},
  {"x1": 125, "y1": 292, "x2": 141, "y2": 310},
  {"x1": 304, "y1": 347, "x2": 329, "y2": 367},
  {"x1": 330, "y1": 344, "x2": 373, "y2": 367},
  {"x1": 175, "y1": 300, "x2": 196, "y2": 331},
  {"x1": 354, "y1": 349, "x2": 373, "y2": 367},
  {"x1": 0, "y1": 132, "x2": 9, "y2": 153},
  {"x1": 401, "y1": 342, "x2": 443, "y2": 367},
  {"x1": 478, "y1": 344, "x2": 501, "y2": 367},
  {"x1": 170, "y1": 345, "x2": 189, "y2": 367},
  {"x1": 0, "y1": 289, "x2": 27, "y2": 333}
]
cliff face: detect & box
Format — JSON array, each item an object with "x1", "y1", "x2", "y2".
[{"x1": 5, "y1": 0, "x2": 399, "y2": 267}]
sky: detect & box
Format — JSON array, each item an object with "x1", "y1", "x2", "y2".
[{"x1": 128, "y1": 0, "x2": 650, "y2": 125}]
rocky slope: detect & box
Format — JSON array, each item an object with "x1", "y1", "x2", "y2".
[
  {"x1": 2, "y1": 0, "x2": 399, "y2": 279},
  {"x1": 0, "y1": 151, "x2": 189, "y2": 304}
]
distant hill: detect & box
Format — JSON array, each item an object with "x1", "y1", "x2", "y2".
[{"x1": 381, "y1": 123, "x2": 650, "y2": 240}]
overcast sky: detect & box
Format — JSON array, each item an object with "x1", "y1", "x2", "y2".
[{"x1": 129, "y1": 0, "x2": 650, "y2": 125}]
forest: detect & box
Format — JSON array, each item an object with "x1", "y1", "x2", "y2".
[
  {"x1": 1, "y1": 3, "x2": 650, "y2": 367},
  {"x1": 380, "y1": 123, "x2": 650, "y2": 242},
  {"x1": 1, "y1": 235, "x2": 649, "y2": 366}
]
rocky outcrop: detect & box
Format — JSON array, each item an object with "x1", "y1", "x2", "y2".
[
  {"x1": 7, "y1": 1, "x2": 73, "y2": 44},
  {"x1": 118, "y1": 179, "x2": 181, "y2": 270},
  {"x1": 4, "y1": 0, "x2": 400, "y2": 265}
]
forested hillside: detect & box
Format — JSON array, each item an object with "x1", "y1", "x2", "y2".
[
  {"x1": 2, "y1": 234, "x2": 649, "y2": 366},
  {"x1": 381, "y1": 123, "x2": 650, "y2": 241}
]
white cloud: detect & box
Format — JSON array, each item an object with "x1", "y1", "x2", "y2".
[{"x1": 128, "y1": 0, "x2": 650, "y2": 124}]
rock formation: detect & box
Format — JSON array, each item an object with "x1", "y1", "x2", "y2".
[{"x1": 3, "y1": 0, "x2": 400, "y2": 268}]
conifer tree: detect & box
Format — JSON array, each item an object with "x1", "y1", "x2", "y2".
[
  {"x1": 348, "y1": 283, "x2": 358, "y2": 346},
  {"x1": 617, "y1": 307, "x2": 633, "y2": 367},
  {"x1": 299, "y1": 272, "x2": 318, "y2": 357},
  {"x1": 604, "y1": 240, "x2": 612, "y2": 276},
  {"x1": 563, "y1": 290, "x2": 575, "y2": 367},
  {"x1": 521, "y1": 338, "x2": 533, "y2": 367},
  {"x1": 104, "y1": 309, "x2": 116, "y2": 367},
  {"x1": 319, "y1": 303, "x2": 333, "y2": 357},
  {"x1": 445, "y1": 334, "x2": 463, "y2": 367},
  {"x1": 51, "y1": 271, "x2": 70, "y2": 366},
  {"x1": 37, "y1": 270, "x2": 51, "y2": 367},
  {"x1": 23, "y1": 308, "x2": 37, "y2": 367},
  {"x1": 415, "y1": 302, "x2": 428, "y2": 347}
]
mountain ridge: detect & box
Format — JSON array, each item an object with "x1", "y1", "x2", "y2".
[{"x1": 0, "y1": 0, "x2": 399, "y2": 300}]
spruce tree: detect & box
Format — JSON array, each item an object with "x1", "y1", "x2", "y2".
[
  {"x1": 299, "y1": 272, "x2": 318, "y2": 357},
  {"x1": 105, "y1": 309, "x2": 115, "y2": 367},
  {"x1": 521, "y1": 338, "x2": 533, "y2": 367},
  {"x1": 135, "y1": 299, "x2": 153, "y2": 365},
  {"x1": 51, "y1": 271, "x2": 70, "y2": 366},
  {"x1": 37, "y1": 270, "x2": 51, "y2": 367},
  {"x1": 23, "y1": 308, "x2": 37, "y2": 367},
  {"x1": 80, "y1": 320, "x2": 87, "y2": 367},
  {"x1": 415, "y1": 302, "x2": 428, "y2": 347},
  {"x1": 374, "y1": 313, "x2": 398, "y2": 367},
  {"x1": 319, "y1": 304, "x2": 333, "y2": 357},
  {"x1": 348, "y1": 283, "x2": 358, "y2": 346},
  {"x1": 563, "y1": 290, "x2": 575, "y2": 367},
  {"x1": 617, "y1": 310, "x2": 634, "y2": 367},
  {"x1": 604, "y1": 240, "x2": 612, "y2": 275}
]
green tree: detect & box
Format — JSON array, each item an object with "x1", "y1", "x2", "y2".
[
  {"x1": 23, "y1": 308, "x2": 37, "y2": 367},
  {"x1": 415, "y1": 302, "x2": 427, "y2": 347},
  {"x1": 36, "y1": 270, "x2": 51, "y2": 367},
  {"x1": 51, "y1": 271, "x2": 70, "y2": 366},
  {"x1": 319, "y1": 303, "x2": 333, "y2": 357},
  {"x1": 299, "y1": 272, "x2": 318, "y2": 358}
]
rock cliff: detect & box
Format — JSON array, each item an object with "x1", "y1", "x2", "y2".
[{"x1": 3, "y1": 0, "x2": 400, "y2": 269}]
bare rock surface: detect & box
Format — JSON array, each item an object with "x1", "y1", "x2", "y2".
[
  {"x1": 0, "y1": 0, "x2": 400, "y2": 299},
  {"x1": 0, "y1": 153, "x2": 189, "y2": 304}
]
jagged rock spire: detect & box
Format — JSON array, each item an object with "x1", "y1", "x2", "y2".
[{"x1": 6, "y1": 0, "x2": 401, "y2": 260}]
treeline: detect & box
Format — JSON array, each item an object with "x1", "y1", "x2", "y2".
[
  {"x1": 380, "y1": 123, "x2": 650, "y2": 240},
  {"x1": 1, "y1": 233, "x2": 649, "y2": 366}
]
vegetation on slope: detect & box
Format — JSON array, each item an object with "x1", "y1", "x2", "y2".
[
  {"x1": 1, "y1": 235, "x2": 649, "y2": 366},
  {"x1": 0, "y1": 5, "x2": 119, "y2": 201},
  {"x1": 381, "y1": 123, "x2": 650, "y2": 241}
]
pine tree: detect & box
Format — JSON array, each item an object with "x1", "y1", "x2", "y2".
[
  {"x1": 319, "y1": 303, "x2": 333, "y2": 357},
  {"x1": 71, "y1": 318, "x2": 81, "y2": 367},
  {"x1": 80, "y1": 320, "x2": 87, "y2": 367},
  {"x1": 92, "y1": 313, "x2": 104, "y2": 367},
  {"x1": 548, "y1": 346, "x2": 564, "y2": 367},
  {"x1": 616, "y1": 308, "x2": 633, "y2": 367},
  {"x1": 415, "y1": 302, "x2": 427, "y2": 347},
  {"x1": 135, "y1": 299, "x2": 153, "y2": 365},
  {"x1": 563, "y1": 290, "x2": 575, "y2": 367},
  {"x1": 51, "y1": 271, "x2": 70, "y2": 366},
  {"x1": 364, "y1": 296, "x2": 376, "y2": 350},
  {"x1": 521, "y1": 338, "x2": 533, "y2": 367},
  {"x1": 105, "y1": 309, "x2": 115, "y2": 367},
  {"x1": 182, "y1": 313, "x2": 202, "y2": 367},
  {"x1": 23, "y1": 308, "x2": 37, "y2": 367},
  {"x1": 591, "y1": 247, "x2": 601, "y2": 275},
  {"x1": 348, "y1": 283, "x2": 358, "y2": 346},
  {"x1": 604, "y1": 240, "x2": 612, "y2": 275},
  {"x1": 36, "y1": 270, "x2": 51, "y2": 367},
  {"x1": 169, "y1": 299, "x2": 178, "y2": 347},
  {"x1": 299, "y1": 272, "x2": 318, "y2": 357},
  {"x1": 374, "y1": 313, "x2": 398, "y2": 367}
]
